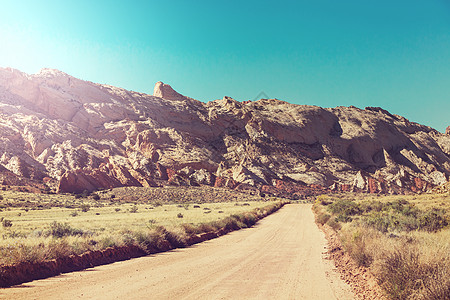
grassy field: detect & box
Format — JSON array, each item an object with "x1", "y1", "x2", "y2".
[
  {"x1": 0, "y1": 186, "x2": 285, "y2": 266},
  {"x1": 313, "y1": 192, "x2": 450, "y2": 300}
]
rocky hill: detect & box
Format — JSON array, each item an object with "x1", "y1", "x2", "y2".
[{"x1": 0, "y1": 67, "x2": 449, "y2": 198}]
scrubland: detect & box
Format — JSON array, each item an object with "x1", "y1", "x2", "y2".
[
  {"x1": 314, "y1": 192, "x2": 450, "y2": 300},
  {"x1": 0, "y1": 186, "x2": 284, "y2": 267}
]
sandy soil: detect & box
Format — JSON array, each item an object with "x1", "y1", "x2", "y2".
[{"x1": 1, "y1": 204, "x2": 354, "y2": 299}]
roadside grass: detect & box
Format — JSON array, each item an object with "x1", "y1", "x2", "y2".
[
  {"x1": 314, "y1": 192, "x2": 450, "y2": 300},
  {"x1": 0, "y1": 186, "x2": 286, "y2": 266}
]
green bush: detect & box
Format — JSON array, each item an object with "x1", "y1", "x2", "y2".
[
  {"x1": 335, "y1": 214, "x2": 353, "y2": 223},
  {"x1": 328, "y1": 199, "x2": 361, "y2": 216},
  {"x1": 362, "y1": 208, "x2": 448, "y2": 233},
  {"x1": 418, "y1": 209, "x2": 448, "y2": 232}
]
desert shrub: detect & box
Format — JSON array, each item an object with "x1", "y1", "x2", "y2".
[
  {"x1": 181, "y1": 223, "x2": 198, "y2": 235},
  {"x1": 363, "y1": 208, "x2": 448, "y2": 233},
  {"x1": 359, "y1": 200, "x2": 384, "y2": 213},
  {"x1": 80, "y1": 204, "x2": 90, "y2": 212},
  {"x1": 129, "y1": 206, "x2": 138, "y2": 213},
  {"x1": 341, "y1": 229, "x2": 374, "y2": 267},
  {"x1": 328, "y1": 199, "x2": 361, "y2": 215},
  {"x1": 2, "y1": 218, "x2": 12, "y2": 228},
  {"x1": 45, "y1": 239, "x2": 74, "y2": 259},
  {"x1": 316, "y1": 195, "x2": 331, "y2": 206},
  {"x1": 326, "y1": 218, "x2": 341, "y2": 231},
  {"x1": 196, "y1": 223, "x2": 215, "y2": 233},
  {"x1": 0, "y1": 243, "x2": 45, "y2": 265},
  {"x1": 64, "y1": 201, "x2": 75, "y2": 209},
  {"x1": 155, "y1": 226, "x2": 186, "y2": 248},
  {"x1": 70, "y1": 211, "x2": 78, "y2": 217},
  {"x1": 376, "y1": 244, "x2": 450, "y2": 300},
  {"x1": 92, "y1": 194, "x2": 100, "y2": 200},
  {"x1": 220, "y1": 216, "x2": 244, "y2": 231},
  {"x1": 418, "y1": 209, "x2": 448, "y2": 232},
  {"x1": 327, "y1": 199, "x2": 361, "y2": 222},
  {"x1": 99, "y1": 236, "x2": 116, "y2": 248},
  {"x1": 363, "y1": 211, "x2": 396, "y2": 233},
  {"x1": 177, "y1": 213, "x2": 184, "y2": 218},
  {"x1": 121, "y1": 232, "x2": 135, "y2": 245},
  {"x1": 241, "y1": 212, "x2": 257, "y2": 226},
  {"x1": 48, "y1": 221, "x2": 84, "y2": 238},
  {"x1": 133, "y1": 229, "x2": 172, "y2": 252},
  {"x1": 115, "y1": 208, "x2": 121, "y2": 212},
  {"x1": 335, "y1": 214, "x2": 353, "y2": 223},
  {"x1": 132, "y1": 231, "x2": 151, "y2": 249},
  {"x1": 316, "y1": 212, "x2": 331, "y2": 225}
]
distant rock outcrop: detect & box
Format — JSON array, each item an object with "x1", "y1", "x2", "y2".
[
  {"x1": 446, "y1": 126, "x2": 450, "y2": 135},
  {"x1": 153, "y1": 81, "x2": 189, "y2": 101},
  {"x1": 1, "y1": 67, "x2": 449, "y2": 196}
]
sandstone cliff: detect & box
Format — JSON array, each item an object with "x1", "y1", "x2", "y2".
[{"x1": 0, "y1": 67, "x2": 449, "y2": 197}]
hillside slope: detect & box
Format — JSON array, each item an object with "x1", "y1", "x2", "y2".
[{"x1": 0, "y1": 67, "x2": 449, "y2": 197}]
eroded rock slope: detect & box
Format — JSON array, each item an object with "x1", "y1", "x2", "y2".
[{"x1": 0, "y1": 67, "x2": 449, "y2": 197}]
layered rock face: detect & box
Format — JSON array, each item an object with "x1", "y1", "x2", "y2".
[{"x1": 1, "y1": 67, "x2": 449, "y2": 197}]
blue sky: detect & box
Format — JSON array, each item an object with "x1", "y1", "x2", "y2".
[{"x1": 0, "y1": 0, "x2": 449, "y2": 132}]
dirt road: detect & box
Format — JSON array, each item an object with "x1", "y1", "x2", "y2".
[{"x1": 1, "y1": 204, "x2": 354, "y2": 299}]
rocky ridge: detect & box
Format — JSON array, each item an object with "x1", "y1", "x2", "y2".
[{"x1": 0, "y1": 67, "x2": 449, "y2": 197}]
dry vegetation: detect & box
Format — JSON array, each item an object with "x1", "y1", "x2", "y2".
[
  {"x1": 0, "y1": 186, "x2": 285, "y2": 267},
  {"x1": 314, "y1": 192, "x2": 450, "y2": 300}
]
